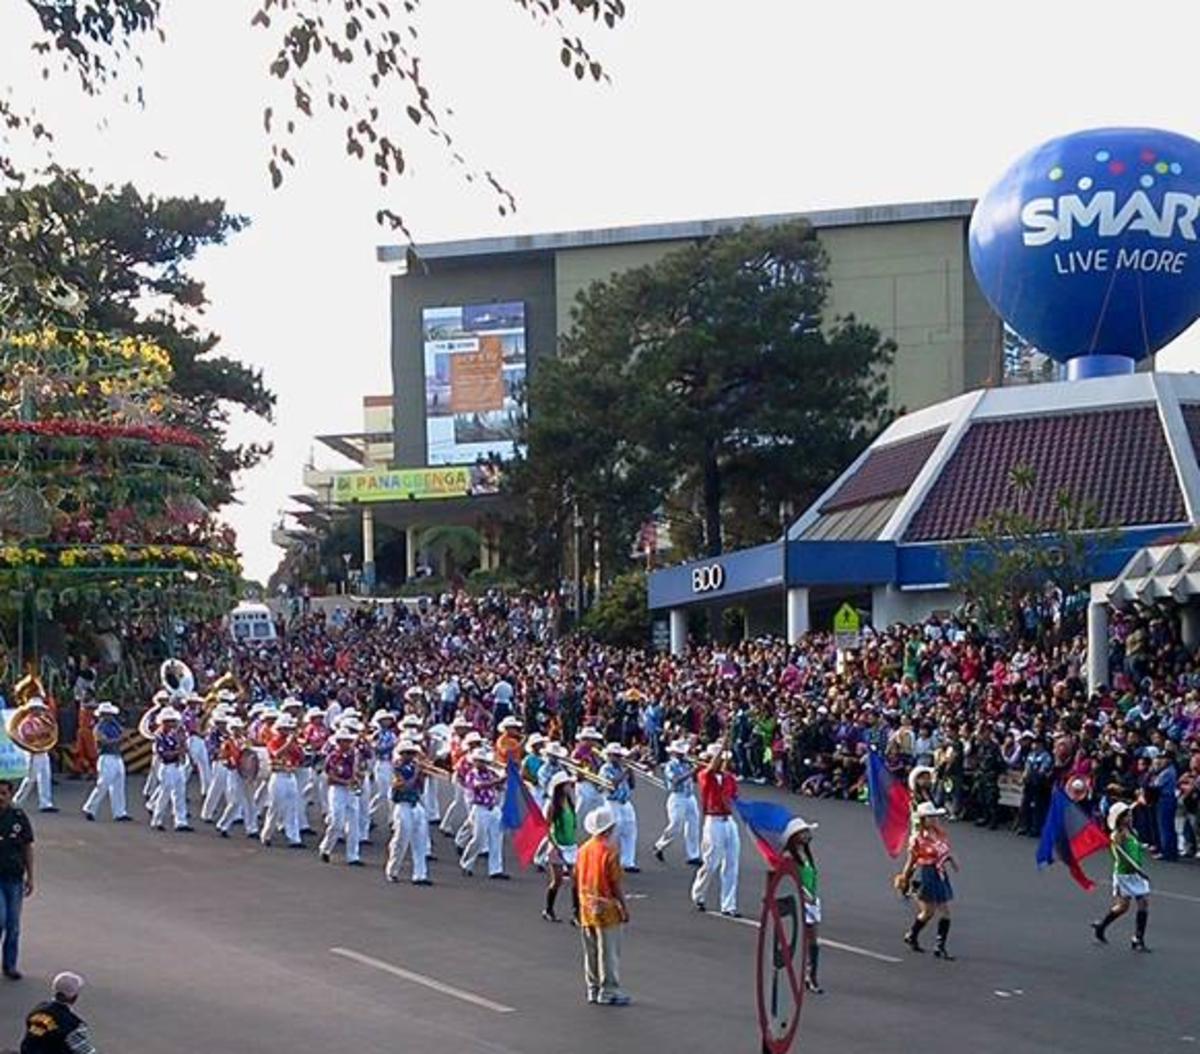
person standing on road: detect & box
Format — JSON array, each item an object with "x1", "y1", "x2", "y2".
[
  {"x1": 542, "y1": 771, "x2": 577, "y2": 923},
  {"x1": 81, "y1": 703, "x2": 130, "y2": 823},
  {"x1": 460, "y1": 748, "x2": 508, "y2": 879},
  {"x1": 574, "y1": 806, "x2": 630, "y2": 1006},
  {"x1": 19, "y1": 972, "x2": 99, "y2": 1054},
  {"x1": 149, "y1": 708, "x2": 192, "y2": 833},
  {"x1": 0, "y1": 778, "x2": 34, "y2": 981},
  {"x1": 691, "y1": 743, "x2": 741, "y2": 918},
  {"x1": 653, "y1": 740, "x2": 701, "y2": 866},
  {"x1": 1092, "y1": 801, "x2": 1152, "y2": 951},
  {"x1": 599, "y1": 744, "x2": 639, "y2": 873},
  {"x1": 319, "y1": 729, "x2": 364, "y2": 867},
  {"x1": 385, "y1": 739, "x2": 431, "y2": 885},
  {"x1": 782, "y1": 816, "x2": 823, "y2": 994},
  {"x1": 896, "y1": 802, "x2": 958, "y2": 959}
]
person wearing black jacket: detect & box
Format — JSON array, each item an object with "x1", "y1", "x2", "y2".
[{"x1": 20, "y1": 972, "x2": 100, "y2": 1054}]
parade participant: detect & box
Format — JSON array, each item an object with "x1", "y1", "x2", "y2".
[
  {"x1": 140, "y1": 689, "x2": 170, "y2": 805},
  {"x1": 438, "y1": 716, "x2": 474, "y2": 838},
  {"x1": 907, "y1": 765, "x2": 937, "y2": 820},
  {"x1": 319, "y1": 728, "x2": 364, "y2": 867},
  {"x1": 216, "y1": 717, "x2": 259, "y2": 839},
  {"x1": 181, "y1": 693, "x2": 213, "y2": 798},
  {"x1": 261, "y1": 713, "x2": 305, "y2": 849},
  {"x1": 543, "y1": 771, "x2": 578, "y2": 923},
  {"x1": 575, "y1": 806, "x2": 631, "y2": 1006},
  {"x1": 14, "y1": 698, "x2": 57, "y2": 814},
  {"x1": 199, "y1": 709, "x2": 232, "y2": 824},
  {"x1": 298, "y1": 707, "x2": 330, "y2": 820},
  {"x1": 522, "y1": 734, "x2": 547, "y2": 801},
  {"x1": 1092, "y1": 801, "x2": 1152, "y2": 951},
  {"x1": 896, "y1": 802, "x2": 958, "y2": 959},
  {"x1": 452, "y1": 731, "x2": 483, "y2": 850},
  {"x1": 149, "y1": 708, "x2": 192, "y2": 833},
  {"x1": 782, "y1": 816, "x2": 823, "y2": 994},
  {"x1": 460, "y1": 748, "x2": 508, "y2": 879},
  {"x1": 386, "y1": 738, "x2": 431, "y2": 885},
  {"x1": 251, "y1": 709, "x2": 280, "y2": 812},
  {"x1": 495, "y1": 715, "x2": 524, "y2": 768},
  {"x1": 366, "y1": 710, "x2": 399, "y2": 831},
  {"x1": 654, "y1": 740, "x2": 701, "y2": 866},
  {"x1": 74, "y1": 698, "x2": 98, "y2": 782},
  {"x1": 403, "y1": 715, "x2": 443, "y2": 829},
  {"x1": 571, "y1": 727, "x2": 605, "y2": 823},
  {"x1": 19, "y1": 972, "x2": 97, "y2": 1053},
  {"x1": 691, "y1": 743, "x2": 740, "y2": 917},
  {"x1": 538, "y1": 741, "x2": 569, "y2": 799},
  {"x1": 0, "y1": 778, "x2": 34, "y2": 980},
  {"x1": 600, "y1": 743, "x2": 639, "y2": 872},
  {"x1": 81, "y1": 703, "x2": 130, "y2": 823}
]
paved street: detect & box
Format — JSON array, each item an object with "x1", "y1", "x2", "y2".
[{"x1": 2, "y1": 779, "x2": 1198, "y2": 1053}]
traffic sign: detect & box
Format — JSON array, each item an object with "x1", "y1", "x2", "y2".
[
  {"x1": 833, "y1": 602, "x2": 861, "y2": 651},
  {"x1": 756, "y1": 862, "x2": 807, "y2": 1054}
]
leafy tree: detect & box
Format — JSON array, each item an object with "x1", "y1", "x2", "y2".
[
  {"x1": 0, "y1": 169, "x2": 274, "y2": 503},
  {"x1": 581, "y1": 568, "x2": 648, "y2": 646},
  {"x1": 6, "y1": 0, "x2": 628, "y2": 228}
]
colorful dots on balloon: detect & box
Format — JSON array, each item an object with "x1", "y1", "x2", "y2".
[
  {"x1": 1077, "y1": 177, "x2": 1093, "y2": 191},
  {"x1": 1108, "y1": 159, "x2": 1126, "y2": 175},
  {"x1": 1141, "y1": 174, "x2": 1155, "y2": 188},
  {"x1": 1049, "y1": 166, "x2": 1064, "y2": 180},
  {"x1": 1095, "y1": 150, "x2": 1111, "y2": 163},
  {"x1": 1155, "y1": 161, "x2": 1170, "y2": 175}
]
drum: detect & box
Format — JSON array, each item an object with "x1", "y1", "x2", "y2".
[
  {"x1": 6, "y1": 705, "x2": 58, "y2": 753},
  {"x1": 237, "y1": 748, "x2": 261, "y2": 783}
]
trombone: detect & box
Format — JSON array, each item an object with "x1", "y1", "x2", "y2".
[
  {"x1": 625, "y1": 757, "x2": 667, "y2": 791},
  {"x1": 561, "y1": 758, "x2": 616, "y2": 792}
]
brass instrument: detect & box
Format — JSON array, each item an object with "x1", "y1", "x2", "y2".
[
  {"x1": 625, "y1": 757, "x2": 667, "y2": 791},
  {"x1": 138, "y1": 708, "x2": 160, "y2": 742},
  {"x1": 562, "y1": 757, "x2": 616, "y2": 792},
  {"x1": 5, "y1": 700, "x2": 58, "y2": 754},
  {"x1": 417, "y1": 759, "x2": 452, "y2": 781},
  {"x1": 159, "y1": 658, "x2": 195, "y2": 696},
  {"x1": 13, "y1": 670, "x2": 47, "y2": 708}
]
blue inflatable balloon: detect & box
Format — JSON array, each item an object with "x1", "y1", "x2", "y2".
[{"x1": 970, "y1": 128, "x2": 1200, "y2": 375}]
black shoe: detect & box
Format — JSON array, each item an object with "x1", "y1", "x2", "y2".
[
  {"x1": 175, "y1": 825, "x2": 194, "y2": 833},
  {"x1": 287, "y1": 841, "x2": 305, "y2": 850},
  {"x1": 625, "y1": 866, "x2": 641, "y2": 874},
  {"x1": 694, "y1": 901, "x2": 706, "y2": 913},
  {"x1": 542, "y1": 909, "x2": 559, "y2": 922},
  {"x1": 654, "y1": 847, "x2": 665, "y2": 863},
  {"x1": 721, "y1": 909, "x2": 741, "y2": 918},
  {"x1": 347, "y1": 860, "x2": 365, "y2": 868},
  {"x1": 413, "y1": 878, "x2": 433, "y2": 886},
  {"x1": 218, "y1": 830, "x2": 230, "y2": 839},
  {"x1": 115, "y1": 815, "x2": 134, "y2": 823},
  {"x1": 320, "y1": 852, "x2": 331, "y2": 863},
  {"x1": 904, "y1": 930, "x2": 924, "y2": 953},
  {"x1": 686, "y1": 858, "x2": 703, "y2": 867},
  {"x1": 152, "y1": 824, "x2": 165, "y2": 832},
  {"x1": 3, "y1": 969, "x2": 22, "y2": 980},
  {"x1": 203, "y1": 818, "x2": 215, "y2": 825},
  {"x1": 1131, "y1": 937, "x2": 1150, "y2": 953},
  {"x1": 934, "y1": 945, "x2": 955, "y2": 961},
  {"x1": 805, "y1": 978, "x2": 824, "y2": 994},
  {"x1": 489, "y1": 873, "x2": 511, "y2": 881},
  {"x1": 1091, "y1": 922, "x2": 1108, "y2": 945},
  {"x1": 39, "y1": 806, "x2": 59, "y2": 814},
  {"x1": 83, "y1": 812, "x2": 95, "y2": 822}
]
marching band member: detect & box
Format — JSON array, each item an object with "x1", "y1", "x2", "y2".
[
  {"x1": 319, "y1": 728, "x2": 364, "y2": 866},
  {"x1": 386, "y1": 738, "x2": 432, "y2": 885},
  {"x1": 352, "y1": 718, "x2": 376, "y2": 845},
  {"x1": 460, "y1": 747, "x2": 509, "y2": 879},
  {"x1": 522, "y1": 734, "x2": 547, "y2": 804},
  {"x1": 298, "y1": 707, "x2": 330, "y2": 821},
  {"x1": 571, "y1": 727, "x2": 605, "y2": 823},
  {"x1": 403, "y1": 715, "x2": 443, "y2": 829},
  {"x1": 600, "y1": 743, "x2": 639, "y2": 873},
  {"x1": 453, "y1": 731, "x2": 484, "y2": 850},
  {"x1": 538, "y1": 741, "x2": 569, "y2": 799},
  {"x1": 181, "y1": 694, "x2": 212, "y2": 798},
  {"x1": 542, "y1": 771, "x2": 578, "y2": 923},
  {"x1": 261, "y1": 713, "x2": 305, "y2": 849},
  {"x1": 495, "y1": 716, "x2": 524, "y2": 768},
  {"x1": 199, "y1": 709, "x2": 232, "y2": 824},
  {"x1": 82, "y1": 702, "x2": 130, "y2": 823},
  {"x1": 782, "y1": 816, "x2": 824, "y2": 994},
  {"x1": 252, "y1": 709, "x2": 281, "y2": 812},
  {"x1": 691, "y1": 743, "x2": 740, "y2": 917},
  {"x1": 13, "y1": 696, "x2": 56, "y2": 813},
  {"x1": 1093, "y1": 801, "x2": 1152, "y2": 951},
  {"x1": 438, "y1": 716, "x2": 473, "y2": 838},
  {"x1": 150, "y1": 707, "x2": 193, "y2": 832},
  {"x1": 141, "y1": 689, "x2": 170, "y2": 805},
  {"x1": 654, "y1": 740, "x2": 701, "y2": 865},
  {"x1": 367, "y1": 711, "x2": 399, "y2": 831},
  {"x1": 897, "y1": 802, "x2": 958, "y2": 958},
  {"x1": 216, "y1": 717, "x2": 259, "y2": 839}
]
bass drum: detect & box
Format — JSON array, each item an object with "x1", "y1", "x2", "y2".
[{"x1": 237, "y1": 747, "x2": 261, "y2": 783}]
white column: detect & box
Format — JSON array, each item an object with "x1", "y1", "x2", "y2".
[
  {"x1": 669, "y1": 609, "x2": 688, "y2": 657},
  {"x1": 1183, "y1": 605, "x2": 1200, "y2": 649},
  {"x1": 786, "y1": 587, "x2": 810, "y2": 644},
  {"x1": 361, "y1": 506, "x2": 376, "y2": 593},
  {"x1": 1086, "y1": 600, "x2": 1109, "y2": 691},
  {"x1": 405, "y1": 526, "x2": 420, "y2": 580}
]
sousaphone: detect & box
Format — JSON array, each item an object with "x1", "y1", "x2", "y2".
[
  {"x1": 6, "y1": 674, "x2": 58, "y2": 753},
  {"x1": 160, "y1": 658, "x2": 195, "y2": 696}
]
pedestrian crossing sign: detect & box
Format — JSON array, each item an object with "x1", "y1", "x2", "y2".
[{"x1": 833, "y1": 603, "x2": 861, "y2": 651}]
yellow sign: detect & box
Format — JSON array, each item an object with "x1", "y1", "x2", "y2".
[
  {"x1": 833, "y1": 603, "x2": 860, "y2": 634},
  {"x1": 332, "y1": 467, "x2": 473, "y2": 503}
]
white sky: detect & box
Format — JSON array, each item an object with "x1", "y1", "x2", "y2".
[{"x1": 2, "y1": 0, "x2": 1200, "y2": 581}]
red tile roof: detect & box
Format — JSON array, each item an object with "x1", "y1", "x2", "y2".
[
  {"x1": 903, "y1": 406, "x2": 1185, "y2": 542},
  {"x1": 819, "y1": 430, "x2": 945, "y2": 514}
]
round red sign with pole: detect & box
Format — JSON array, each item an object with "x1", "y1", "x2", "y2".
[{"x1": 756, "y1": 861, "x2": 807, "y2": 1054}]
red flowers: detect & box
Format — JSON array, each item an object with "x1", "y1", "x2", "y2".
[{"x1": 0, "y1": 419, "x2": 206, "y2": 449}]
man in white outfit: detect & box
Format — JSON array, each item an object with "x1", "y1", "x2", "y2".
[
  {"x1": 691, "y1": 743, "x2": 741, "y2": 917},
  {"x1": 319, "y1": 729, "x2": 364, "y2": 866},
  {"x1": 654, "y1": 740, "x2": 701, "y2": 865},
  {"x1": 438, "y1": 716, "x2": 473, "y2": 837},
  {"x1": 460, "y1": 748, "x2": 508, "y2": 879},
  {"x1": 199, "y1": 709, "x2": 232, "y2": 823},
  {"x1": 599, "y1": 744, "x2": 639, "y2": 872},
  {"x1": 150, "y1": 708, "x2": 193, "y2": 832},
  {"x1": 386, "y1": 738, "x2": 431, "y2": 885},
  {"x1": 82, "y1": 702, "x2": 130, "y2": 822},
  {"x1": 14, "y1": 697, "x2": 57, "y2": 813},
  {"x1": 216, "y1": 717, "x2": 259, "y2": 839},
  {"x1": 261, "y1": 713, "x2": 304, "y2": 848}
]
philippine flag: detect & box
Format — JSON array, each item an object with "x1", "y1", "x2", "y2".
[
  {"x1": 866, "y1": 751, "x2": 911, "y2": 858},
  {"x1": 502, "y1": 758, "x2": 550, "y2": 869},
  {"x1": 733, "y1": 799, "x2": 796, "y2": 868},
  {"x1": 1036, "y1": 785, "x2": 1109, "y2": 891}
]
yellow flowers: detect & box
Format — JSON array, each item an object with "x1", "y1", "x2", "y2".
[
  {"x1": 0, "y1": 326, "x2": 174, "y2": 382},
  {"x1": 0, "y1": 543, "x2": 240, "y2": 577}
]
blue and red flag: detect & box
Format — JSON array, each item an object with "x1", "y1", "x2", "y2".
[
  {"x1": 866, "y1": 751, "x2": 911, "y2": 858},
  {"x1": 502, "y1": 757, "x2": 549, "y2": 869},
  {"x1": 733, "y1": 799, "x2": 795, "y2": 868},
  {"x1": 1036, "y1": 785, "x2": 1109, "y2": 891}
]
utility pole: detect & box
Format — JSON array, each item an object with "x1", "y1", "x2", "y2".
[{"x1": 572, "y1": 498, "x2": 583, "y2": 624}]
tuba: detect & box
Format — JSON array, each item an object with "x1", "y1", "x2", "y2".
[
  {"x1": 7, "y1": 668, "x2": 58, "y2": 753},
  {"x1": 160, "y1": 658, "x2": 195, "y2": 696}
]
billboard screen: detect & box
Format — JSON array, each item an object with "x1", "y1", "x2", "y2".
[{"x1": 422, "y1": 300, "x2": 526, "y2": 466}]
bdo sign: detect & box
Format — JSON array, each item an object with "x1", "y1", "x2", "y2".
[{"x1": 970, "y1": 127, "x2": 1200, "y2": 376}]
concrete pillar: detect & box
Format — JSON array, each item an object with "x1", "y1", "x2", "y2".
[
  {"x1": 872, "y1": 584, "x2": 899, "y2": 631},
  {"x1": 669, "y1": 609, "x2": 688, "y2": 657},
  {"x1": 361, "y1": 506, "x2": 376, "y2": 594},
  {"x1": 786, "y1": 587, "x2": 810, "y2": 644},
  {"x1": 1183, "y1": 605, "x2": 1200, "y2": 649},
  {"x1": 1086, "y1": 601, "x2": 1109, "y2": 691},
  {"x1": 480, "y1": 532, "x2": 490, "y2": 572},
  {"x1": 405, "y1": 526, "x2": 420, "y2": 580}
]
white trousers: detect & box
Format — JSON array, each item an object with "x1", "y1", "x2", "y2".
[
  {"x1": 422, "y1": 775, "x2": 441, "y2": 823},
  {"x1": 357, "y1": 769, "x2": 375, "y2": 841},
  {"x1": 461, "y1": 804, "x2": 504, "y2": 875},
  {"x1": 440, "y1": 778, "x2": 468, "y2": 834},
  {"x1": 656, "y1": 793, "x2": 701, "y2": 860},
  {"x1": 188, "y1": 735, "x2": 212, "y2": 796},
  {"x1": 610, "y1": 800, "x2": 638, "y2": 868},
  {"x1": 82, "y1": 754, "x2": 127, "y2": 820},
  {"x1": 262, "y1": 772, "x2": 301, "y2": 845},
  {"x1": 368, "y1": 760, "x2": 393, "y2": 825},
  {"x1": 15, "y1": 752, "x2": 53, "y2": 810},
  {"x1": 320, "y1": 784, "x2": 361, "y2": 863},
  {"x1": 386, "y1": 801, "x2": 429, "y2": 881},
  {"x1": 201, "y1": 764, "x2": 233, "y2": 822},
  {"x1": 143, "y1": 755, "x2": 161, "y2": 802},
  {"x1": 575, "y1": 781, "x2": 601, "y2": 825},
  {"x1": 151, "y1": 761, "x2": 190, "y2": 829},
  {"x1": 691, "y1": 815, "x2": 740, "y2": 914},
  {"x1": 217, "y1": 773, "x2": 257, "y2": 835}
]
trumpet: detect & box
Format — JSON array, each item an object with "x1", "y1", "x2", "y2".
[{"x1": 562, "y1": 757, "x2": 616, "y2": 792}]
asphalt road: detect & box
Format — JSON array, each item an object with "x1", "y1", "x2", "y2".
[{"x1": 1, "y1": 777, "x2": 1198, "y2": 1054}]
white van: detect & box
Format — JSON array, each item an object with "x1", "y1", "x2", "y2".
[{"x1": 228, "y1": 601, "x2": 277, "y2": 643}]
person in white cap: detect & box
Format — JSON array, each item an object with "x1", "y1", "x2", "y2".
[
  {"x1": 437, "y1": 717, "x2": 474, "y2": 838},
  {"x1": 150, "y1": 708, "x2": 192, "y2": 832},
  {"x1": 81, "y1": 703, "x2": 130, "y2": 823},
  {"x1": 140, "y1": 689, "x2": 170, "y2": 806},
  {"x1": 599, "y1": 744, "x2": 639, "y2": 872},
  {"x1": 261, "y1": 713, "x2": 305, "y2": 849},
  {"x1": 895, "y1": 801, "x2": 958, "y2": 958},
  {"x1": 385, "y1": 739, "x2": 431, "y2": 885},
  {"x1": 450, "y1": 731, "x2": 483, "y2": 850},
  {"x1": 1092, "y1": 800, "x2": 1151, "y2": 950},
  {"x1": 199, "y1": 709, "x2": 233, "y2": 825},
  {"x1": 319, "y1": 729, "x2": 364, "y2": 866},
  {"x1": 181, "y1": 693, "x2": 212, "y2": 800},
  {"x1": 782, "y1": 816, "x2": 823, "y2": 994},
  {"x1": 13, "y1": 698, "x2": 57, "y2": 813},
  {"x1": 691, "y1": 743, "x2": 741, "y2": 917},
  {"x1": 460, "y1": 748, "x2": 508, "y2": 879},
  {"x1": 571, "y1": 728, "x2": 604, "y2": 824},
  {"x1": 216, "y1": 718, "x2": 259, "y2": 839},
  {"x1": 366, "y1": 711, "x2": 400, "y2": 833},
  {"x1": 653, "y1": 740, "x2": 701, "y2": 866},
  {"x1": 542, "y1": 771, "x2": 578, "y2": 922},
  {"x1": 19, "y1": 971, "x2": 99, "y2": 1054},
  {"x1": 574, "y1": 806, "x2": 631, "y2": 1006}
]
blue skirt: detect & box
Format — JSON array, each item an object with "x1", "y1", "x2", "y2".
[{"x1": 915, "y1": 864, "x2": 953, "y2": 904}]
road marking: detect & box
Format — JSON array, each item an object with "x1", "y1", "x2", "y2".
[
  {"x1": 1157, "y1": 889, "x2": 1200, "y2": 905},
  {"x1": 706, "y1": 912, "x2": 901, "y2": 962},
  {"x1": 330, "y1": 947, "x2": 515, "y2": 1013}
]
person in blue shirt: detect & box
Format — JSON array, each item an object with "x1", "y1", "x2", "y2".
[
  {"x1": 600, "y1": 744, "x2": 638, "y2": 872},
  {"x1": 1150, "y1": 749, "x2": 1179, "y2": 861},
  {"x1": 653, "y1": 740, "x2": 700, "y2": 865}
]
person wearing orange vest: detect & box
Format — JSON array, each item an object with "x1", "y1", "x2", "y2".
[
  {"x1": 260, "y1": 714, "x2": 305, "y2": 848},
  {"x1": 495, "y1": 716, "x2": 524, "y2": 768},
  {"x1": 574, "y1": 806, "x2": 631, "y2": 1006}
]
